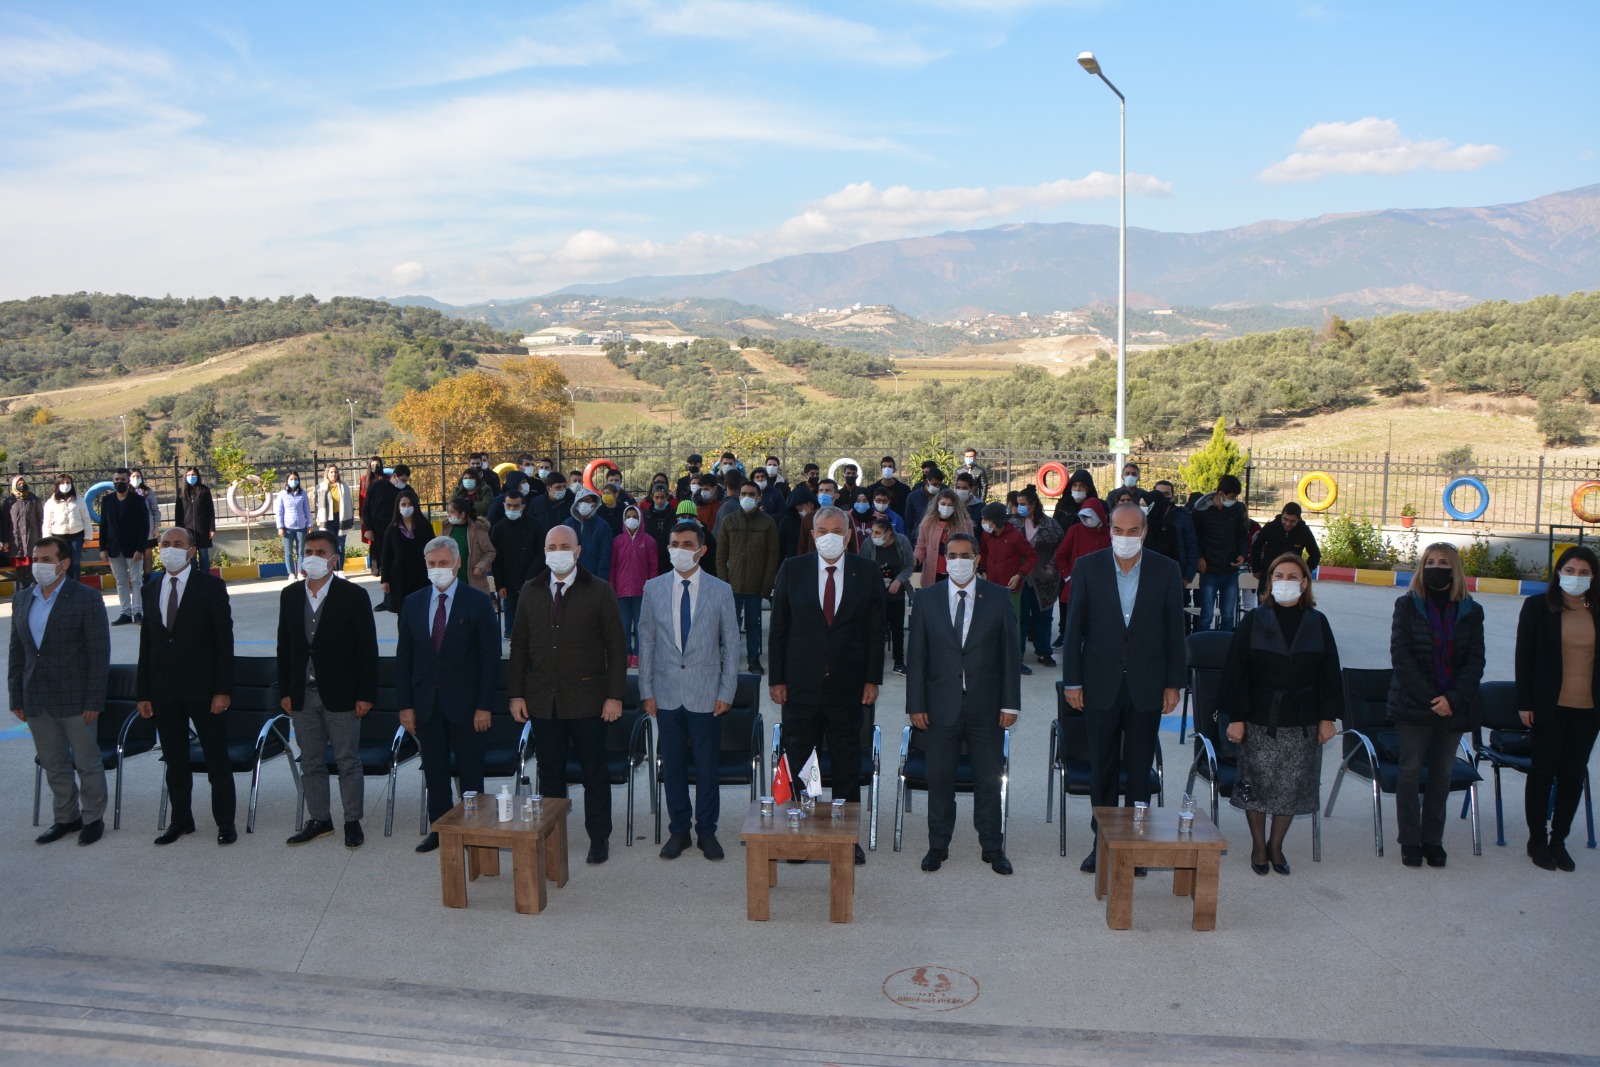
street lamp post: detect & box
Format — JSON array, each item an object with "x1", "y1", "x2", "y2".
[
  {"x1": 562, "y1": 386, "x2": 578, "y2": 437},
  {"x1": 119, "y1": 414, "x2": 128, "y2": 467},
  {"x1": 736, "y1": 375, "x2": 750, "y2": 417},
  {"x1": 345, "y1": 399, "x2": 356, "y2": 458},
  {"x1": 1078, "y1": 50, "x2": 1128, "y2": 474},
  {"x1": 889, "y1": 369, "x2": 903, "y2": 393}
]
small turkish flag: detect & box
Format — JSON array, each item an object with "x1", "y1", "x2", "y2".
[{"x1": 772, "y1": 753, "x2": 794, "y2": 806}]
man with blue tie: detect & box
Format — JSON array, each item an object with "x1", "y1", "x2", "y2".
[
  {"x1": 398, "y1": 536, "x2": 500, "y2": 854},
  {"x1": 639, "y1": 521, "x2": 740, "y2": 860}
]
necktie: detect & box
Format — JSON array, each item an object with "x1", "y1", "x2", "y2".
[
  {"x1": 680, "y1": 579, "x2": 692, "y2": 651},
  {"x1": 552, "y1": 581, "x2": 564, "y2": 626},
  {"x1": 165, "y1": 577, "x2": 179, "y2": 632},
  {"x1": 954, "y1": 589, "x2": 968, "y2": 646},
  {"x1": 823, "y1": 565, "x2": 837, "y2": 627},
  {"x1": 431, "y1": 592, "x2": 447, "y2": 652}
]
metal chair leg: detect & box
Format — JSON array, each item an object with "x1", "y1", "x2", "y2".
[
  {"x1": 1044, "y1": 723, "x2": 1056, "y2": 822},
  {"x1": 626, "y1": 765, "x2": 635, "y2": 847},
  {"x1": 1325, "y1": 762, "x2": 1348, "y2": 816},
  {"x1": 1369, "y1": 775, "x2": 1383, "y2": 857},
  {"x1": 1058, "y1": 765, "x2": 1067, "y2": 857},
  {"x1": 248, "y1": 762, "x2": 264, "y2": 834},
  {"x1": 893, "y1": 774, "x2": 905, "y2": 852},
  {"x1": 869, "y1": 769, "x2": 879, "y2": 851},
  {"x1": 384, "y1": 766, "x2": 398, "y2": 837},
  {"x1": 1492, "y1": 765, "x2": 1506, "y2": 847},
  {"x1": 113, "y1": 757, "x2": 124, "y2": 831},
  {"x1": 1469, "y1": 783, "x2": 1482, "y2": 856}
]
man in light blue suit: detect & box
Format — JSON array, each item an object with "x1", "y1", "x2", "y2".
[{"x1": 639, "y1": 520, "x2": 740, "y2": 860}]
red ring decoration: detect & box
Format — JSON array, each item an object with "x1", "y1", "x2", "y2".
[
  {"x1": 1572, "y1": 481, "x2": 1600, "y2": 524},
  {"x1": 1036, "y1": 462, "x2": 1071, "y2": 498},
  {"x1": 582, "y1": 458, "x2": 618, "y2": 493}
]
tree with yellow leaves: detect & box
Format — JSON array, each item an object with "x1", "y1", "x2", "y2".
[{"x1": 386, "y1": 357, "x2": 572, "y2": 455}]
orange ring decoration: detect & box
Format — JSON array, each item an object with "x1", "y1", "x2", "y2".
[
  {"x1": 582, "y1": 458, "x2": 618, "y2": 493},
  {"x1": 1572, "y1": 481, "x2": 1600, "y2": 524},
  {"x1": 1036, "y1": 462, "x2": 1071, "y2": 498}
]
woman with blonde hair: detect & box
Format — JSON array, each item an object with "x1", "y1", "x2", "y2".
[
  {"x1": 1221, "y1": 553, "x2": 1342, "y2": 875},
  {"x1": 1387, "y1": 542, "x2": 1485, "y2": 868}
]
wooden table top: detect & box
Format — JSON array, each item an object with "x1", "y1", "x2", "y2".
[
  {"x1": 1092, "y1": 806, "x2": 1227, "y2": 850},
  {"x1": 739, "y1": 800, "x2": 860, "y2": 844},
  {"x1": 433, "y1": 797, "x2": 572, "y2": 845}
]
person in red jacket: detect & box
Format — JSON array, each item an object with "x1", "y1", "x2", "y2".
[
  {"x1": 979, "y1": 502, "x2": 1037, "y2": 595},
  {"x1": 1055, "y1": 497, "x2": 1110, "y2": 609},
  {"x1": 610, "y1": 504, "x2": 661, "y2": 668}
]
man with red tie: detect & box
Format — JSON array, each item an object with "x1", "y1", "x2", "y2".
[{"x1": 768, "y1": 506, "x2": 886, "y2": 865}]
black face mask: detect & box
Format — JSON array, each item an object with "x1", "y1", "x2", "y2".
[{"x1": 1423, "y1": 567, "x2": 1454, "y2": 592}]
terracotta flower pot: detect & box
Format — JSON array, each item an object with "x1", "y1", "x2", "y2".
[{"x1": 1400, "y1": 516, "x2": 1415, "y2": 528}]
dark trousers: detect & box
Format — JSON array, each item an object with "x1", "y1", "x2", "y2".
[
  {"x1": 1083, "y1": 678, "x2": 1158, "y2": 831},
  {"x1": 657, "y1": 705, "x2": 722, "y2": 837},
  {"x1": 734, "y1": 593, "x2": 763, "y2": 663},
  {"x1": 1527, "y1": 706, "x2": 1600, "y2": 843},
  {"x1": 782, "y1": 699, "x2": 863, "y2": 803},
  {"x1": 923, "y1": 702, "x2": 1005, "y2": 852},
  {"x1": 884, "y1": 591, "x2": 905, "y2": 663},
  {"x1": 618, "y1": 596, "x2": 643, "y2": 656},
  {"x1": 501, "y1": 584, "x2": 521, "y2": 639},
  {"x1": 416, "y1": 708, "x2": 485, "y2": 824},
  {"x1": 1395, "y1": 722, "x2": 1463, "y2": 849},
  {"x1": 1020, "y1": 587, "x2": 1053, "y2": 656},
  {"x1": 154, "y1": 697, "x2": 236, "y2": 828},
  {"x1": 529, "y1": 715, "x2": 612, "y2": 845}
]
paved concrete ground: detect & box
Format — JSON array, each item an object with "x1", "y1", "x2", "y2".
[{"x1": 2, "y1": 575, "x2": 1597, "y2": 1064}]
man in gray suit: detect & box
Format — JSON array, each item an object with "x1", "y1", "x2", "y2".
[
  {"x1": 9, "y1": 536, "x2": 111, "y2": 845},
  {"x1": 906, "y1": 532, "x2": 1021, "y2": 875},
  {"x1": 1062, "y1": 502, "x2": 1186, "y2": 874},
  {"x1": 639, "y1": 520, "x2": 740, "y2": 860}
]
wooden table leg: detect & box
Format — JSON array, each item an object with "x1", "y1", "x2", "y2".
[
  {"x1": 512, "y1": 839, "x2": 547, "y2": 915},
  {"x1": 1192, "y1": 852, "x2": 1220, "y2": 932},
  {"x1": 1094, "y1": 834, "x2": 1107, "y2": 900},
  {"x1": 829, "y1": 844, "x2": 854, "y2": 923},
  {"x1": 768, "y1": 857, "x2": 777, "y2": 887},
  {"x1": 745, "y1": 841, "x2": 771, "y2": 921},
  {"x1": 545, "y1": 811, "x2": 570, "y2": 888},
  {"x1": 1107, "y1": 850, "x2": 1135, "y2": 930},
  {"x1": 439, "y1": 832, "x2": 467, "y2": 909},
  {"x1": 1173, "y1": 863, "x2": 1196, "y2": 897},
  {"x1": 467, "y1": 843, "x2": 500, "y2": 880}
]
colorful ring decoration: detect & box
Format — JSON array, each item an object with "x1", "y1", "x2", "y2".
[
  {"x1": 1296, "y1": 471, "x2": 1338, "y2": 513},
  {"x1": 1572, "y1": 482, "x2": 1600, "y2": 524},
  {"x1": 226, "y1": 475, "x2": 273, "y2": 519},
  {"x1": 827, "y1": 457, "x2": 861, "y2": 485},
  {"x1": 83, "y1": 481, "x2": 116, "y2": 524},
  {"x1": 492, "y1": 461, "x2": 518, "y2": 481},
  {"x1": 1035, "y1": 462, "x2": 1071, "y2": 498},
  {"x1": 582, "y1": 458, "x2": 618, "y2": 493},
  {"x1": 1442, "y1": 476, "x2": 1490, "y2": 522}
]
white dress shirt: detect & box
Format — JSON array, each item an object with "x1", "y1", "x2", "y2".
[
  {"x1": 948, "y1": 577, "x2": 1020, "y2": 718},
  {"x1": 671, "y1": 566, "x2": 702, "y2": 651},
  {"x1": 305, "y1": 576, "x2": 333, "y2": 614},
  {"x1": 549, "y1": 570, "x2": 575, "y2": 601},
  {"x1": 816, "y1": 552, "x2": 846, "y2": 611},
  {"x1": 159, "y1": 560, "x2": 197, "y2": 625}
]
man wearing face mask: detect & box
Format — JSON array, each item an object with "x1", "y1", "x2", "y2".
[
  {"x1": 675, "y1": 454, "x2": 705, "y2": 503},
  {"x1": 639, "y1": 522, "x2": 740, "y2": 859},
  {"x1": 958, "y1": 448, "x2": 988, "y2": 503},
  {"x1": 1061, "y1": 503, "x2": 1186, "y2": 874},
  {"x1": 398, "y1": 537, "x2": 501, "y2": 853},
  {"x1": 510, "y1": 525, "x2": 628, "y2": 865},
  {"x1": 11, "y1": 536, "x2": 111, "y2": 846},
  {"x1": 716, "y1": 480, "x2": 780, "y2": 674},
  {"x1": 490, "y1": 490, "x2": 546, "y2": 641},
  {"x1": 562, "y1": 489, "x2": 613, "y2": 582},
  {"x1": 874, "y1": 457, "x2": 910, "y2": 520},
  {"x1": 1191, "y1": 474, "x2": 1250, "y2": 632},
  {"x1": 1119, "y1": 462, "x2": 1150, "y2": 506},
  {"x1": 762, "y1": 455, "x2": 787, "y2": 496},
  {"x1": 278, "y1": 532, "x2": 379, "y2": 850},
  {"x1": 363, "y1": 465, "x2": 401, "y2": 586},
  {"x1": 954, "y1": 472, "x2": 983, "y2": 527},
  {"x1": 99, "y1": 468, "x2": 150, "y2": 626},
  {"x1": 778, "y1": 485, "x2": 815, "y2": 562},
  {"x1": 752, "y1": 465, "x2": 785, "y2": 520},
  {"x1": 768, "y1": 506, "x2": 885, "y2": 865},
  {"x1": 865, "y1": 517, "x2": 914, "y2": 673},
  {"x1": 468, "y1": 452, "x2": 501, "y2": 498},
  {"x1": 137, "y1": 528, "x2": 238, "y2": 846},
  {"x1": 906, "y1": 532, "x2": 1020, "y2": 874},
  {"x1": 711, "y1": 469, "x2": 747, "y2": 537},
  {"x1": 532, "y1": 471, "x2": 574, "y2": 529},
  {"x1": 904, "y1": 467, "x2": 947, "y2": 544},
  {"x1": 357, "y1": 457, "x2": 386, "y2": 548},
  {"x1": 1249, "y1": 501, "x2": 1321, "y2": 593},
  {"x1": 594, "y1": 465, "x2": 636, "y2": 536}
]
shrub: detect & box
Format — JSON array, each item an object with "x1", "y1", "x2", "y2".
[{"x1": 1319, "y1": 513, "x2": 1385, "y2": 568}]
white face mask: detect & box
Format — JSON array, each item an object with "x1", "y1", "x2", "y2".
[
  {"x1": 946, "y1": 557, "x2": 976, "y2": 584},
  {"x1": 505, "y1": 509, "x2": 523, "y2": 521},
  {"x1": 1271, "y1": 579, "x2": 1303, "y2": 604},
  {"x1": 624, "y1": 516, "x2": 640, "y2": 531},
  {"x1": 551, "y1": 487, "x2": 567, "y2": 500},
  {"x1": 394, "y1": 480, "x2": 407, "y2": 489},
  {"x1": 427, "y1": 567, "x2": 455, "y2": 590},
  {"x1": 964, "y1": 456, "x2": 976, "y2": 467},
  {"x1": 739, "y1": 496, "x2": 758, "y2": 511},
  {"x1": 882, "y1": 467, "x2": 895, "y2": 479},
  {"x1": 1123, "y1": 475, "x2": 1138, "y2": 488},
  {"x1": 955, "y1": 489, "x2": 970, "y2": 503},
  {"x1": 158, "y1": 547, "x2": 191, "y2": 573},
  {"x1": 1139, "y1": 501, "x2": 1153, "y2": 515},
  {"x1": 669, "y1": 547, "x2": 700, "y2": 573},
  {"x1": 926, "y1": 484, "x2": 939, "y2": 495},
  {"x1": 58, "y1": 483, "x2": 72, "y2": 494},
  {"x1": 753, "y1": 479, "x2": 767, "y2": 490},
  {"x1": 873, "y1": 501, "x2": 888, "y2": 512},
  {"x1": 1111, "y1": 534, "x2": 1142, "y2": 559},
  {"x1": 398, "y1": 505, "x2": 415, "y2": 518},
  {"x1": 31, "y1": 560, "x2": 61, "y2": 586},
  {"x1": 523, "y1": 465, "x2": 536, "y2": 476},
  {"x1": 448, "y1": 514, "x2": 465, "y2": 525},
  {"x1": 981, "y1": 521, "x2": 995, "y2": 534},
  {"x1": 937, "y1": 503, "x2": 954, "y2": 518},
  {"x1": 1079, "y1": 512, "x2": 1101, "y2": 529},
  {"x1": 1220, "y1": 497, "x2": 1238, "y2": 507},
  {"x1": 870, "y1": 534, "x2": 887, "y2": 547},
  {"x1": 576, "y1": 502, "x2": 595, "y2": 517},
  {"x1": 766, "y1": 464, "x2": 779, "y2": 477},
  {"x1": 1560, "y1": 574, "x2": 1592, "y2": 596},
  {"x1": 1071, "y1": 489, "x2": 1087, "y2": 502},
  {"x1": 545, "y1": 550, "x2": 576, "y2": 576},
  {"x1": 301, "y1": 555, "x2": 331, "y2": 580},
  {"x1": 813, "y1": 532, "x2": 846, "y2": 560}
]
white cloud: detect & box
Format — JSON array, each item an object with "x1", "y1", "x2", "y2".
[
  {"x1": 1259, "y1": 118, "x2": 1506, "y2": 183},
  {"x1": 389, "y1": 261, "x2": 429, "y2": 288},
  {"x1": 626, "y1": 0, "x2": 944, "y2": 65}
]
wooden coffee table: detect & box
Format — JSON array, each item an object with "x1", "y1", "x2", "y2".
[
  {"x1": 739, "y1": 800, "x2": 860, "y2": 923},
  {"x1": 1092, "y1": 806, "x2": 1228, "y2": 931},
  {"x1": 432, "y1": 797, "x2": 571, "y2": 915}
]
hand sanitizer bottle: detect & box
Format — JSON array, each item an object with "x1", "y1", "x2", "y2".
[{"x1": 497, "y1": 784, "x2": 513, "y2": 822}]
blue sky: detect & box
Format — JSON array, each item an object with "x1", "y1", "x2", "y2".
[{"x1": 1, "y1": 0, "x2": 1595, "y2": 304}]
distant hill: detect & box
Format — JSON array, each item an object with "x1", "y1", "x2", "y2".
[{"x1": 542, "y1": 185, "x2": 1600, "y2": 319}]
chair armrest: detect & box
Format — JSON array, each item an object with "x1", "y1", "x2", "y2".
[
  {"x1": 898, "y1": 724, "x2": 911, "y2": 762},
  {"x1": 259, "y1": 714, "x2": 289, "y2": 750},
  {"x1": 1193, "y1": 734, "x2": 1218, "y2": 784},
  {"x1": 1331, "y1": 726, "x2": 1379, "y2": 768},
  {"x1": 1000, "y1": 728, "x2": 1011, "y2": 774},
  {"x1": 771, "y1": 722, "x2": 783, "y2": 773},
  {"x1": 871, "y1": 724, "x2": 881, "y2": 773},
  {"x1": 389, "y1": 725, "x2": 407, "y2": 757},
  {"x1": 627, "y1": 712, "x2": 650, "y2": 760},
  {"x1": 1457, "y1": 734, "x2": 1475, "y2": 764},
  {"x1": 517, "y1": 719, "x2": 533, "y2": 759},
  {"x1": 1048, "y1": 718, "x2": 1059, "y2": 768}
]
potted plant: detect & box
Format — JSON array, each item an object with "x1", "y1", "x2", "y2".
[{"x1": 1400, "y1": 503, "x2": 1417, "y2": 529}]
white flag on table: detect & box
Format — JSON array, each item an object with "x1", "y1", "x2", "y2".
[{"x1": 800, "y1": 748, "x2": 823, "y2": 801}]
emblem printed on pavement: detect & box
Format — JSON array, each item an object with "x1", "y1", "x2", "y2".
[{"x1": 882, "y1": 966, "x2": 980, "y2": 1012}]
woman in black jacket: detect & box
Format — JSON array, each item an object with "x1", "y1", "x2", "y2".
[
  {"x1": 1515, "y1": 544, "x2": 1600, "y2": 871},
  {"x1": 1050, "y1": 468, "x2": 1098, "y2": 529},
  {"x1": 378, "y1": 489, "x2": 434, "y2": 613},
  {"x1": 1387, "y1": 542, "x2": 1486, "y2": 868},
  {"x1": 1221, "y1": 554, "x2": 1341, "y2": 875},
  {"x1": 173, "y1": 467, "x2": 218, "y2": 572}
]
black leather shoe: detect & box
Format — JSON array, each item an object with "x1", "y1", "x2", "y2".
[
  {"x1": 286, "y1": 818, "x2": 334, "y2": 846},
  {"x1": 1529, "y1": 841, "x2": 1557, "y2": 870},
  {"x1": 1080, "y1": 848, "x2": 1096, "y2": 873},
  {"x1": 415, "y1": 832, "x2": 439, "y2": 853},
  {"x1": 1251, "y1": 861, "x2": 1270, "y2": 876},
  {"x1": 1549, "y1": 842, "x2": 1576, "y2": 872},
  {"x1": 154, "y1": 822, "x2": 195, "y2": 846},
  {"x1": 111, "y1": 614, "x2": 134, "y2": 626},
  {"x1": 77, "y1": 820, "x2": 104, "y2": 846},
  {"x1": 1422, "y1": 845, "x2": 1447, "y2": 868},
  {"x1": 217, "y1": 824, "x2": 238, "y2": 846},
  {"x1": 1271, "y1": 856, "x2": 1291, "y2": 876},
  {"x1": 747, "y1": 659, "x2": 763, "y2": 675},
  {"x1": 920, "y1": 848, "x2": 947, "y2": 872},
  {"x1": 1037, "y1": 654, "x2": 1057, "y2": 668},
  {"x1": 660, "y1": 833, "x2": 691, "y2": 859},
  {"x1": 587, "y1": 841, "x2": 609, "y2": 865},
  {"x1": 698, "y1": 833, "x2": 725, "y2": 860},
  {"x1": 1401, "y1": 845, "x2": 1423, "y2": 867},
  {"x1": 854, "y1": 843, "x2": 866, "y2": 866},
  {"x1": 1019, "y1": 663, "x2": 1033, "y2": 676},
  {"x1": 344, "y1": 821, "x2": 364, "y2": 850},
  {"x1": 982, "y1": 849, "x2": 1013, "y2": 875},
  {"x1": 892, "y1": 662, "x2": 907, "y2": 675},
  {"x1": 35, "y1": 818, "x2": 82, "y2": 844}
]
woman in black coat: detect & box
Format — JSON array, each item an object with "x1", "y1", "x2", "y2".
[
  {"x1": 173, "y1": 467, "x2": 218, "y2": 572},
  {"x1": 1515, "y1": 544, "x2": 1600, "y2": 871},
  {"x1": 1387, "y1": 542, "x2": 1486, "y2": 868},
  {"x1": 378, "y1": 489, "x2": 434, "y2": 613},
  {"x1": 1221, "y1": 553, "x2": 1342, "y2": 875}
]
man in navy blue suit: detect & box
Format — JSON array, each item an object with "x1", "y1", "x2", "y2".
[{"x1": 398, "y1": 536, "x2": 501, "y2": 854}]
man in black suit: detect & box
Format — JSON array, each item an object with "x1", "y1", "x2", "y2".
[
  {"x1": 906, "y1": 532, "x2": 1021, "y2": 874},
  {"x1": 398, "y1": 536, "x2": 501, "y2": 853},
  {"x1": 137, "y1": 527, "x2": 237, "y2": 845},
  {"x1": 363, "y1": 465, "x2": 400, "y2": 585},
  {"x1": 277, "y1": 532, "x2": 380, "y2": 850},
  {"x1": 1061, "y1": 502, "x2": 1186, "y2": 873},
  {"x1": 768, "y1": 505, "x2": 885, "y2": 865}
]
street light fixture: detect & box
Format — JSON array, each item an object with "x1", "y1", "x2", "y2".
[
  {"x1": 889, "y1": 369, "x2": 903, "y2": 393},
  {"x1": 119, "y1": 414, "x2": 128, "y2": 467},
  {"x1": 736, "y1": 375, "x2": 750, "y2": 417},
  {"x1": 1077, "y1": 50, "x2": 1128, "y2": 474},
  {"x1": 562, "y1": 386, "x2": 578, "y2": 437}
]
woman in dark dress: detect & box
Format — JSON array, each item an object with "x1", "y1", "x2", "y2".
[
  {"x1": 1221, "y1": 553, "x2": 1342, "y2": 875},
  {"x1": 378, "y1": 489, "x2": 433, "y2": 613}
]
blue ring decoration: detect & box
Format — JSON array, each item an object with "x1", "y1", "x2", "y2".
[
  {"x1": 83, "y1": 481, "x2": 116, "y2": 525},
  {"x1": 1442, "y1": 476, "x2": 1489, "y2": 522}
]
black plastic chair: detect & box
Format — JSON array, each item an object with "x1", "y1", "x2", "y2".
[
  {"x1": 31, "y1": 664, "x2": 156, "y2": 831},
  {"x1": 1469, "y1": 680, "x2": 1596, "y2": 849},
  {"x1": 1045, "y1": 681, "x2": 1165, "y2": 856},
  {"x1": 770, "y1": 704, "x2": 881, "y2": 850},
  {"x1": 532, "y1": 675, "x2": 656, "y2": 847},
  {"x1": 1178, "y1": 630, "x2": 1231, "y2": 743},
  {"x1": 157, "y1": 657, "x2": 300, "y2": 834},
  {"x1": 893, "y1": 722, "x2": 1011, "y2": 852},
  {"x1": 1325, "y1": 666, "x2": 1482, "y2": 857},
  {"x1": 653, "y1": 674, "x2": 765, "y2": 844}
]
